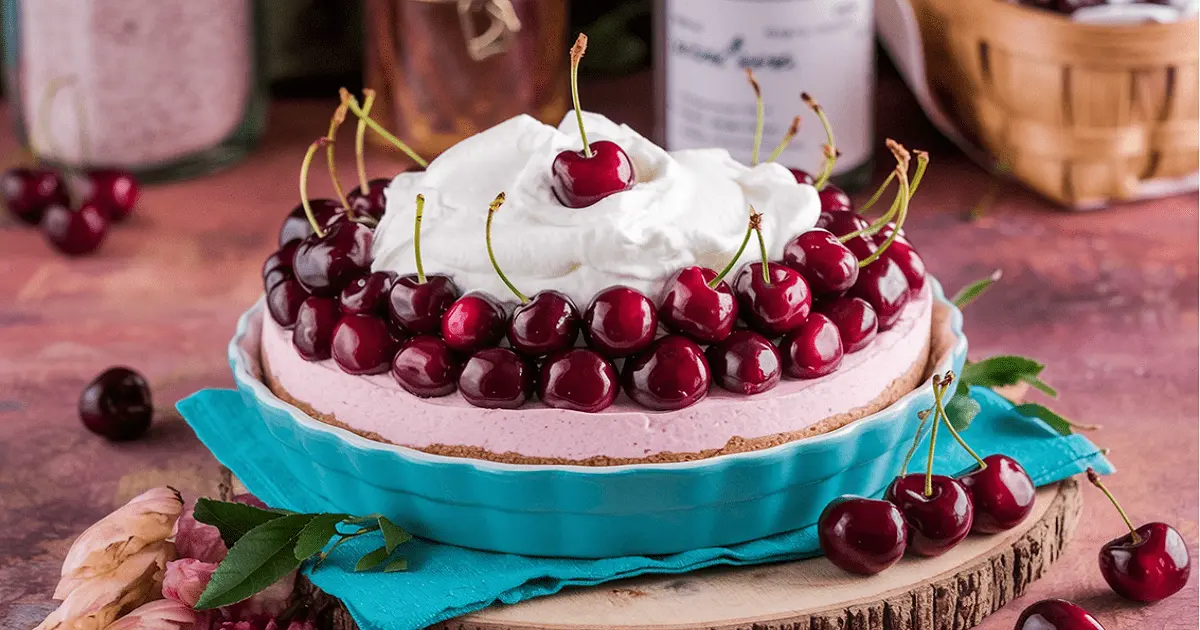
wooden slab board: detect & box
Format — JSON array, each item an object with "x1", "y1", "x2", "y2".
[{"x1": 297, "y1": 479, "x2": 1081, "y2": 630}]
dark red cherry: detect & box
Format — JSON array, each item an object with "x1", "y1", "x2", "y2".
[
  {"x1": 1015, "y1": 599, "x2": 1106, "y2": 630},
  {"x1": 622, "y1": 335, "x2": 711, "y2": 411},
  {"x1": 788, "y1": 168, "x2": 815, "y2": 185},
  {"x1": 388, "y1": 275, "x2": 459, "y2": 335},
  {"x1": 331, "y1": 314, "x2": 396, "y2": 375},
  {"x1": 818, "y1": 184, "x2": 852, "y2": 212},
  {"x1": 84, "y1": 169, "x2": 140, "y2": 221},
  {"x1": 340, "y1": 271, "x2": 396, "y2": 316},
  {"x1": 2, "y1": 167, "x2": 68, "y2": 224},
  {"x1": 850, "y1": 257, "x2": 911, "y2": 331},
  {"x1": 781, "y1": 229, "x2": 859, "y2": 296},
  {"x1": 41, "y1": 203, "x2": 107, "y2": 256},
  {"x1": 551, "y1": 140, "x2": 636, "y2": 208},
  {"x1": 659, "y1": 266, "x2": 738, "y2": 344},
  {"x1": 582, "y1": 286, "x2": 657, "y2": 358},
  {"x1": 292, "y1": 296, "x2": 340, "y2": 361},
  {"x1": 347, "y1": 178, "x2": 389, "y2": 221},
  {"x1": 957, "y1": 454, "x2": 1035, "y2": 533},
  {"x1": 705, "y1": 330, "x2": 781, "y2": 395},
  {"x1": 278, "y1": 199, "x2": 344, "y2": 246},
  {"x1": 509, "y1": 291, "x2": 580, "y2": 357},
  {"x1": 1087, "y1": 470, "x2": 1191, "y2": 602},
  {"x1": 817, "y1": 211, "x2": 876, "y2": 260},
  {"x1": 873, "y1": 221, "x2": 909, "y2": 246},
  {"x1": 266, "y1": 278, "x2": 310, "y2": 329},
  {"x1": 779, "y1": 313, "x2": 843, "y2": 379},
  {"x1": 539, "y1": 349, "x2": 618, "y2": 412},
  {"x1": 818, "y1": 296, "x2": 878, "y2": 353},
  {"x1": 391, "y1": 335, "x2": 459, "y2": 397},
  {"x1": 79, "y1": 367, "x2": 153, "y2": 441},
  {"x1": 263, "y1": 241, "x2": 300, "y2": 292},
  {"x1": 886, "y1": 474, "x2": 974, "y2": 557},
  {"x1": 440, "y1": 293, "x2": 508, "y2": 353},
  {"x1": 292, "y1": 221, "x2": 373, "y2": 297},
  {"x1": 818, "y1": 496, "x2": 907, "y2": 576},
  {"x1": 733, "y1": 263, "x2": 812, "y2": 337},
  {"x1": 458, "y1": 347, "x2": 535, "y2": 409},
  {"x1": 879, "y1": 240, "x2": 927, "y2": 299}
]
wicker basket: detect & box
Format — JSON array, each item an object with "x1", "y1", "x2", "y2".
[{"x1": 909, "y1": 0, "x2": 1199, "y2": 207}]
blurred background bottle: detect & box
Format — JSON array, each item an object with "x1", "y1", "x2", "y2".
[{"x1": 654, "y1": 0, "x2": 875, "y2": 190}]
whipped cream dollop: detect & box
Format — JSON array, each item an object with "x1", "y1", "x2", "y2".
[{"x1": 371, "y1": 111, "x2": 820, "y2": 308}]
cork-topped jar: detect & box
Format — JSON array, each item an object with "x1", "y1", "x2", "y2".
[{"x1": 363, "y1": 0, "x2": 569, "y2": 159}]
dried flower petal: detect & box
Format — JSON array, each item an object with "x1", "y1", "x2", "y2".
[
  {"x1": 36, "y1": 542, "x2": 173, "y2": 630},
  {"x1": 161, "y1": 558, "x2": 217, "y2": 608},
  {"x1": 55, "y1": 488, "x2": 183, "y2": 600},
  {"x1": 238, "y1": 570, "x2": 296, "y2": 619},
  {"x1": 103, "y1": 599, "x2": 195, "y2": 630},
  {"x1": 173, "y1": 504, "x2": 227, "y2": 564}
]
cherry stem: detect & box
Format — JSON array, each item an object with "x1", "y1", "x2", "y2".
[
  {"x1": 751, "y1": 211, "x2": 770, "y2": 285},
  {"x1": 486, "y1": 192, "x2": 528, "y2": 304},
  {"x1": 709, "y1": 213, "x2": 755, "y2": 289},
  {"x1": 858, "y1": 170, "x2": 895, "y2": 214},
  {"x1": 900, "y1": 408, "x2": 932, "y2": 476},
  {"x1": 857, "y1": 142, "x2": 912, "y2": 268},
  {"x1": 340, "y1": 88, "x2": 429, "y2": 168},
  {"x1": 933, "y1": 372, "x2": 987, "y2": 470},
  {"x1": 767, "y1": 116, "x2": 801, "y2": 163},
  {"x1": 570, "y1": 34, "x2": 592, "y2": 158},
  {"x1": 300, "y1": 138, "x2": 330, "y2": 239},
  {"x1": 325, "y1": 102, "x2": 354, "y2": 218},
  {"x1": 414, "y1": 194, "x2": 426, "y2": 284},
  {"x1": 802, "y1": 93, "x2": 838, "y2": 190},
  {"x1": 355, "y1": 89, "x2": 376, "y2": 194},
  {"x1": 925, "y1": 379, "x2": 940, "y2": 497},
  {"x1": 746, "y1": 69, "x2": 764, "y2": 165},
  {"x1": 1087, "y1": 468, "x2": 1141, "y2": 544},
  {"x1": 852, "y1": 151, "x2": 929, "y2": 240}
]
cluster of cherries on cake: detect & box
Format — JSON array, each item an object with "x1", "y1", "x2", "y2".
[
  {"x1": 261, "y1": 52, "x2": 930, "y2": 413},
  {"x1": 2, "y1": 165, "x2": 140, "y2": 255}
]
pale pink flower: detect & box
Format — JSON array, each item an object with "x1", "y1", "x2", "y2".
[
  {"x1": 55, "y1": 488, "x2": 183, "y2": 599},
  {"x1": 161, "y1": 558, "x2": 217, "y2": 608},
  {"x1": 172, "y1": 505, "x2": 226, "y2": 564},
  {"x1": 104, "y1": 599, "x2": 196, "y2": 629},
  {"x1": 36, "y1": 542, "x2": 173, "y2": 630}
]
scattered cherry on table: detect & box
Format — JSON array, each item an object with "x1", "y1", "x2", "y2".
[
  {"x1": 957, "y1": 453, "x2": 1035, "y2": 533},
  {"x1": 79, "y1": 367, "x2": 153, "y2": 441},
  {"x1": 1015, "y1": 599, "x2": 1106, "y2": 630},
  {"x1": 886, "y1": 473, "x2": 974, "y2": 557},
  {"x1": 41, "y1": 202, "x2": 107, "y2": 256},
  {"x1": 818, "y1": 496, "x2": 908, "y2": 575}
]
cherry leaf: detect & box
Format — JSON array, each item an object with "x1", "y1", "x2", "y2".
[
  {"x1": 193, "y1": 499, "x2": 291, "y2": 548},
  {"x1": 951, "y1": 270, "x2": 1001, "y2": 309},
  {"x1": 1013, "y1": 403, "x2": 1073, "y2": 436},
  {"x1": 195, "y1": 514, "x2": 313, "y2": 610},
  {"x1": 355, "y1": 546, "x2": 390, "y2": 572},
  {"x1": 293, "y1": 513, "x2": 349, "y2": 561},
  {"x1": 384, "y1": 558, "x2": 409, "y2": 573},
  {"x1": 378, "y1": 516, "x2": 412, "y2": 554},
  {"x1": 961, "y1": 355, "x2": 1046, "y2": 389},
  {"x1": 945, "y1": 380, "x2": 981, "y2": 431}
]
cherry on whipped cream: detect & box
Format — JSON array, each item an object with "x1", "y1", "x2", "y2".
[
  {"x1": 622, "y1": 335, "x2": 711, "y2": 411},
  {"x1": 41, "y1": 203, "x2": 108, "y2": 256},
  {"x1": 458, "y1": 347, "x2": 536, "y2": 409},
  {"x1": 292, "y1": 220, "x2": 374, "y2": 297},
  {"x1": 550, "y1": 34, "x2": 635, "y2": 208},
  {"x1": 818, "y1": 295, "x2": 878, "y2": 353},
  {"x1": 387, "y1": 195, "x2": 460, "y2": 335},
  {"x1": 340, "y1": 270, "x2": 397, "y2": 317},
  {"x1": 706, "y1": 329, "x2": 782, "y2": 395},
  {"x1": 331, "y1": 313, "x2": 397, "y2": 375},
  {"x1": 347, "y1": 177, "x2": 389, "y2": 222},
  {"x1": 733, "y1": 215, "x2": 812, "y2": 337},
  {"x1": 779, "y1": 312, "x2": 843, "y2": 379},
  {"x1": 392, "y1": 335, "x2": 460, "y2": 398},
  {"x1": 279, "y1": 199, "x2": 344, "y2": 247},
  {"x1": 539, "y1": 348, "x2": 619, "y2": 412},
  {"x1": 818, "y1": 185, "x2": 853, "y2": 213},
  {"x1": 486, "y1": 193, "x2": 581, "y2": 356},
  {"x1": 782, "y1": 228, "x2": 859, "y2": 296},
  {"x1": 441, "y1": 293, "x2": 509, "y2": 354},
  {"x1": 817, "y1": 210, "x2": 876, "y2": 261},
  {"x1": 583, "y1": 286, "x2": 658, "y2": 358},
  {"x1": 292, "y1": 296, "x2": 340, "y2": 361}
]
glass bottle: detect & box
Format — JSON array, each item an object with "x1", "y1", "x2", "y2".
[
  {"x1": 655, "y1": 0, "x2": 874, "y2": 190},
  {"x1": 0, "y1": 0, "x2": 267, "y2": 182},
  {"x1": 362, "y1": 0, "x2": 569, "y2": 159}
]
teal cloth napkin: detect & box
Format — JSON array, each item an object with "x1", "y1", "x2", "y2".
[{"x1": 177, "y1": 387, "x2": 1112, "y2": 630}]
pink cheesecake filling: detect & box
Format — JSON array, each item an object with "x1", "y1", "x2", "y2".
[{"x1": 256, "y1": 286, "x2": 932, "y2": 461}]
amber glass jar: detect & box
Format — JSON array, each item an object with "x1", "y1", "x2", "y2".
[{"x1": 363, "y1": 0, "x2": 569, "y2": 158}]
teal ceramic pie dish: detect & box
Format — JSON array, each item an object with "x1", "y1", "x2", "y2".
[{"x1": 223, "y1": 278, "x2": 967, "y2": 558}]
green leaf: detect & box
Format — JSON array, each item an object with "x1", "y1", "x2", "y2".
[
  {"x1": 354, "y1": 546, "x2": 390, "y2": 572},
  {"x1": 378, "y1": 517, "x2": 412, "y2": 554},
  {"x1": 384, "y1": 558, "x2": 409, "y2": 573},
  {"x1": 195, "y1": 514, "x2": 314, "y2": 610},
  {"x1": 961, "y1": 355, "x2": 1045, "y2": 389},
  {"x1": 1013, "y1": 403, "x2": 1073, "y2": 436},
  {"x1": 951, "y1": 270, "x2": 1002, "y2": 309},
  {"x1": 1021, "y1": 374, "x2": 1058, "y2": 398},
  {"x1": 193, "y1": 499, "x2": 290, "y2": 548},
  {"x1": 945, "y1": 379, "x2": 981, "y2": 431},
  {"x1": 293, "y1": 513, "x2": 348, "y2": 561}
]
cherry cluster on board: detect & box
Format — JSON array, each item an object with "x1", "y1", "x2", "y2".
[
  {"x1": 2, "y1": 165, "x2": 140, "y2": 255},
  {"x1": 262, "y1": 37, "x2": 930, "y2": 413}
]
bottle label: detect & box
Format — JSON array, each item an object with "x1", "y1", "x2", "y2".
[{"x1": 663, "y1": 0, "x2": 874, "y2": 174}]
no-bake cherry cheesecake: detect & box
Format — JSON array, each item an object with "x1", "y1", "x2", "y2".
[{"x1": 258, "y1": 36, "x2": 935, "y2": 465}]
